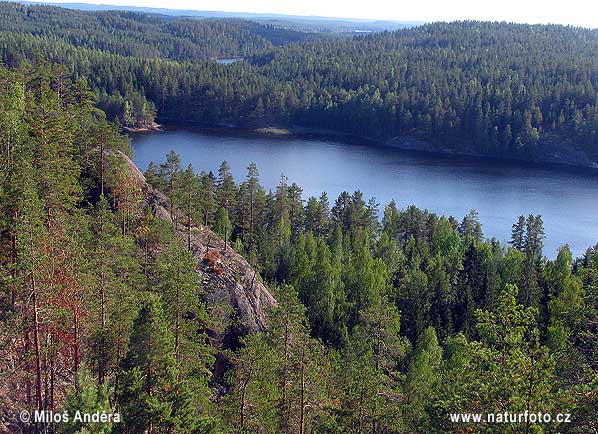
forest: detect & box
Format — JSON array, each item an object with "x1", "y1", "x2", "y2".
[
  {"x1": 1, "y1": 3, "x2": 598, "y2": 165},
  {"x1": 0, "y1": 58, "x2": 596, "y2": 433}
]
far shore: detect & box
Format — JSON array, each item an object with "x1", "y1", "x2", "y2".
[
  {"x1": 137, "y1": 120, "x2": 598, "y2": 172},
  {"x1": 123, "y1": 122, "x2": 162, "y2": 133}
]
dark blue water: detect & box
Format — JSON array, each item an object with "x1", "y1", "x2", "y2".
[{"x1": 131, "y1": 128, "x2": 598, "y2": 258}]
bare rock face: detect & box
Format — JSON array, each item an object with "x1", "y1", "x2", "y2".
[{"x1": 119, "y1": 152, "x2": 276, "y2": 334}]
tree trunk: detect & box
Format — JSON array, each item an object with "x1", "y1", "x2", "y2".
[
  {"x1": 10, "y1": 229, "x2": 17, "y2": 307},
  {"x1": 50, "y1": 333, "x2": 55, "y2": 434},
  {"x1": 31, "y1": 274, "x2": 43, "y2": 411},
  {"x1": 175, "y1": 274, "x2": 180, "y2": 365},
  {"x1": 239, "y1": 368, "x2": 252, "y2": 430},
  {"x1": 299, "y1": 348, "x2": 306, "y2": 434},
  {"x1": 147, "y1": 363, "x2": 153, "y2": 434},
  {"x1": 24, "y1": 331, "x2": 32, "y2": 434},
  {"x1": 279, "y1": 319, "x2": 290, "y2": 432},
  {"x1": 100, "y1": 136, "x2": 104, "y2": 196},
  {"x1": 42, "y1": 329, "x2": 49, "y2": 434},
  {"x1": 187, "y1": 193, "x2": 192, "y2": 250},
  {"x1": 249, "y1": 191, "x2": 254, "y2": 249},
  {"x1": 99, "y1": 222, "x2": 106, "y2": 385},
  {"x1": 73, "y1": 313, "x2": 80, "y2": 375},
  {"x1": 357, "y1": 386, "x2": 365, "y2": 434},
  {"x1": 224, "y1": 208, "x2": 228, "y2": 251},
  {"x1": 169, "y1": 176, "x2": 174, "y2": 226}
]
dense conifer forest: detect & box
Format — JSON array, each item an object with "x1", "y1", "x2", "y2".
[
  {"x1": 0, "y1": 2, "x2": 309, "y2": 60},
  {"x1": 1, "y1": 2, "x2": 598, "y2": 165},
  {"x1": 1, "y1": 2, "x2": 598, "y2": 432},
  {"x1": 0, "y1": 58, "x2": 597, "y2": 433}
]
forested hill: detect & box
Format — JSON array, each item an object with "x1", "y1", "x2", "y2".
[
  {"x1": 254, "y1": 21, "x2": 598, "y2": 164},
  {"x1": 0, "y1": 2, "x2": 308, "y2": 60},
  {"x1": 20, "y1": 1, "x2": 420, "y2": 33},
  {"x1": 2, "y1": 3, "x2": 598, "y2": 166},
  {"x1": 1, "y1": 60, "x2": 597, "y2": 433}
]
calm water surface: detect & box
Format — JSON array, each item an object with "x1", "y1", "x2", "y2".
[
  {"x1": 214, "y1": 57, "x2": 244, "y2": 64},
  {"x1": 131, "y1": 128, "x2": 598, "y2": 257}
]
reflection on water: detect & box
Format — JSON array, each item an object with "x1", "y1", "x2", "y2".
[{"x1": 131, "y1": 127, "x2": 598, "y2": 257}]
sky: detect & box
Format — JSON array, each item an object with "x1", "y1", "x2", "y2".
[{"x1": 25, "y1": 0, "x2": 598, "y2": 28}]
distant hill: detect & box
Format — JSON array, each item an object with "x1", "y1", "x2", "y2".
[
  {"x1": 2, "y1": 2, "x2": 598, "y2": 166},
  {"x1": 1, "y1": 1, "x2": 311, "y2": 60},
  {"x1": 16, "y1": 1, "x2": 423, "y2": 33}
]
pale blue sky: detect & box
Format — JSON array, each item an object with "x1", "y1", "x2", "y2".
[{"x1": 26, "y1": 0, "x2": 598, "y2": 28}]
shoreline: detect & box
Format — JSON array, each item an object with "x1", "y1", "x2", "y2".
[
  {"x1": 123, "y1": 122, "x2": 163, "y2": 133},
  {"x1": 148, "y1": 120, "x2": 598, "y2": 172},
  {"x1": 290, "y1": 126, "x2": 598, "y2": 171}
]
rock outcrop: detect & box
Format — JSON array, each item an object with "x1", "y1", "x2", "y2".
[{"x1": 119, "y1": 152, "x2": 276, "y2": 334}]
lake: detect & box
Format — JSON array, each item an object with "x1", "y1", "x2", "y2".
[
  {"x1": 131, "y1": 127, "x2": 598, "y2": 258},
  {"x1": 214, "y1": 57, "x2": 244, "y2": 64}
]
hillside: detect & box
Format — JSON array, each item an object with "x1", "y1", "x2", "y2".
[
  {"x1": 0, "y1": 60, "x2": 277, "y2": 432},
  {"x1": 2, "y1": 5, "x2": 598, "y2": 166},
  {"x1": 0, "y1": 2, "x2": 309, "y2": 60},
  {"x1": 21, "y1": 1, "x2": 421, "y2": 33},
  {"x1": 119, "y1": 151, "x2": 276, "y2": 334},
  {"x1": 0, "y1": 58, "x2": 596, "y2": 433}
]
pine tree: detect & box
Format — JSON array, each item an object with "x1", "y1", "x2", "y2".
[
  {"x1": 108, "y1": 155, "x2": 142, "y2": 236},
  {"x1": 91, "y1": 197, "x2": 143, "y2": 336},
  {"x1": 347, "y1": 191, "x2": 367, "y2": 237},
  {"x1": 238, "y1": 163, "x2": 262, "y2": 249},
  {"x1": 214, "y1": 207, "x2": 232, "y2": 249},
  {"x1": 224, "y1": 333, "x2": 279, "y2": 433},
  {"x1": 304, "y1": 197, "x2": 321, "y2": 236},
  {"x1": 404, "y1": 327, "x2": 443, "y2": 432},
  {"x1": 178, "y1": 164, "x2": 200, "y2": 249},
  {"x1": 342, "y1": 301, "x2": 408, "y2": 432},
  {"x1": 199, "y1": 171, "x2": 217, "y2": 226},
  {"x1": 382, "y1": 200, "x2": 401, "y2": 240},
  {"x1": 217, "y1": 161, "x2": 237, "y2": 222},
  {"x1": 0, "y1": 67, "x2": 27, "y2": 315},
  {"x1": 510, "y1": 215, "x2": 526, "y2": 251},
  {"x1": 16, "y1": 157, "x2": 47, "y2": 413},
  {"x1": 311, "y1": 238, "x2": 346, "y2": 346},
  {"x1": 474, "y1": 284, "x2": 557, "y2": 430},
  {"x1": 154, "y1": 236, "x2": 214, "y2": 394},
  {"x1": 459, "y1": 209, "x2": 483, "y2": 243},
  {"x1": 273, "y1": 174, "x2": 291, "y2": 241},
  {"x1": 225, "y1": 285, "x2": 330, "y2": 434},
  {"x1": 159, "y1": 150, "x2": 182, "y2": 224},
  {"x1": 59, "y1": 367, "x2": 114, "y2": 434},
  {"x1": 115, "y1": 294, "x2": 196, "y2": 434},
  {"x1": 366, "y1": 197, "x2": 381, "y2": 237},
  {"x1": 545, "y1": 246, "x2": 585, "y2": 380},
  {"x1": 145, "y1": 162, "x2": 163, "y2": 189},
  {"x1": 304, "y1": 194, "x2": 330, "y2": 238},
  {"x1": 344, "y1": 237, "x2": 387, "y2": 329},
  {"x1": 287, "y1": 182, "x2": 304, "y2": 240},
  {"x1": 317, "y1": 192, "x2": 330, "y2": 237},
  {"x1": 398, "y1": 267, "x2": 431, "y2": 341},
  {"x1": 521, "y1": 215, "x2": 545, "y2": 307}
]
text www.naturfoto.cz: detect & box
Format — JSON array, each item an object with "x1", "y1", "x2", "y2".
[{"x1": 450, "y1": 411, "x2": 572, "y2": 424}]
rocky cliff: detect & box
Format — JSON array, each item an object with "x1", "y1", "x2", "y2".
[{"x1": 119, "y1": 152, "x2": 277, "y2": 336}]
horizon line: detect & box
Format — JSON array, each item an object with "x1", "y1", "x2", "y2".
[{"x1": 10, "y1": 0, "x2": 598, "y2": 30}]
